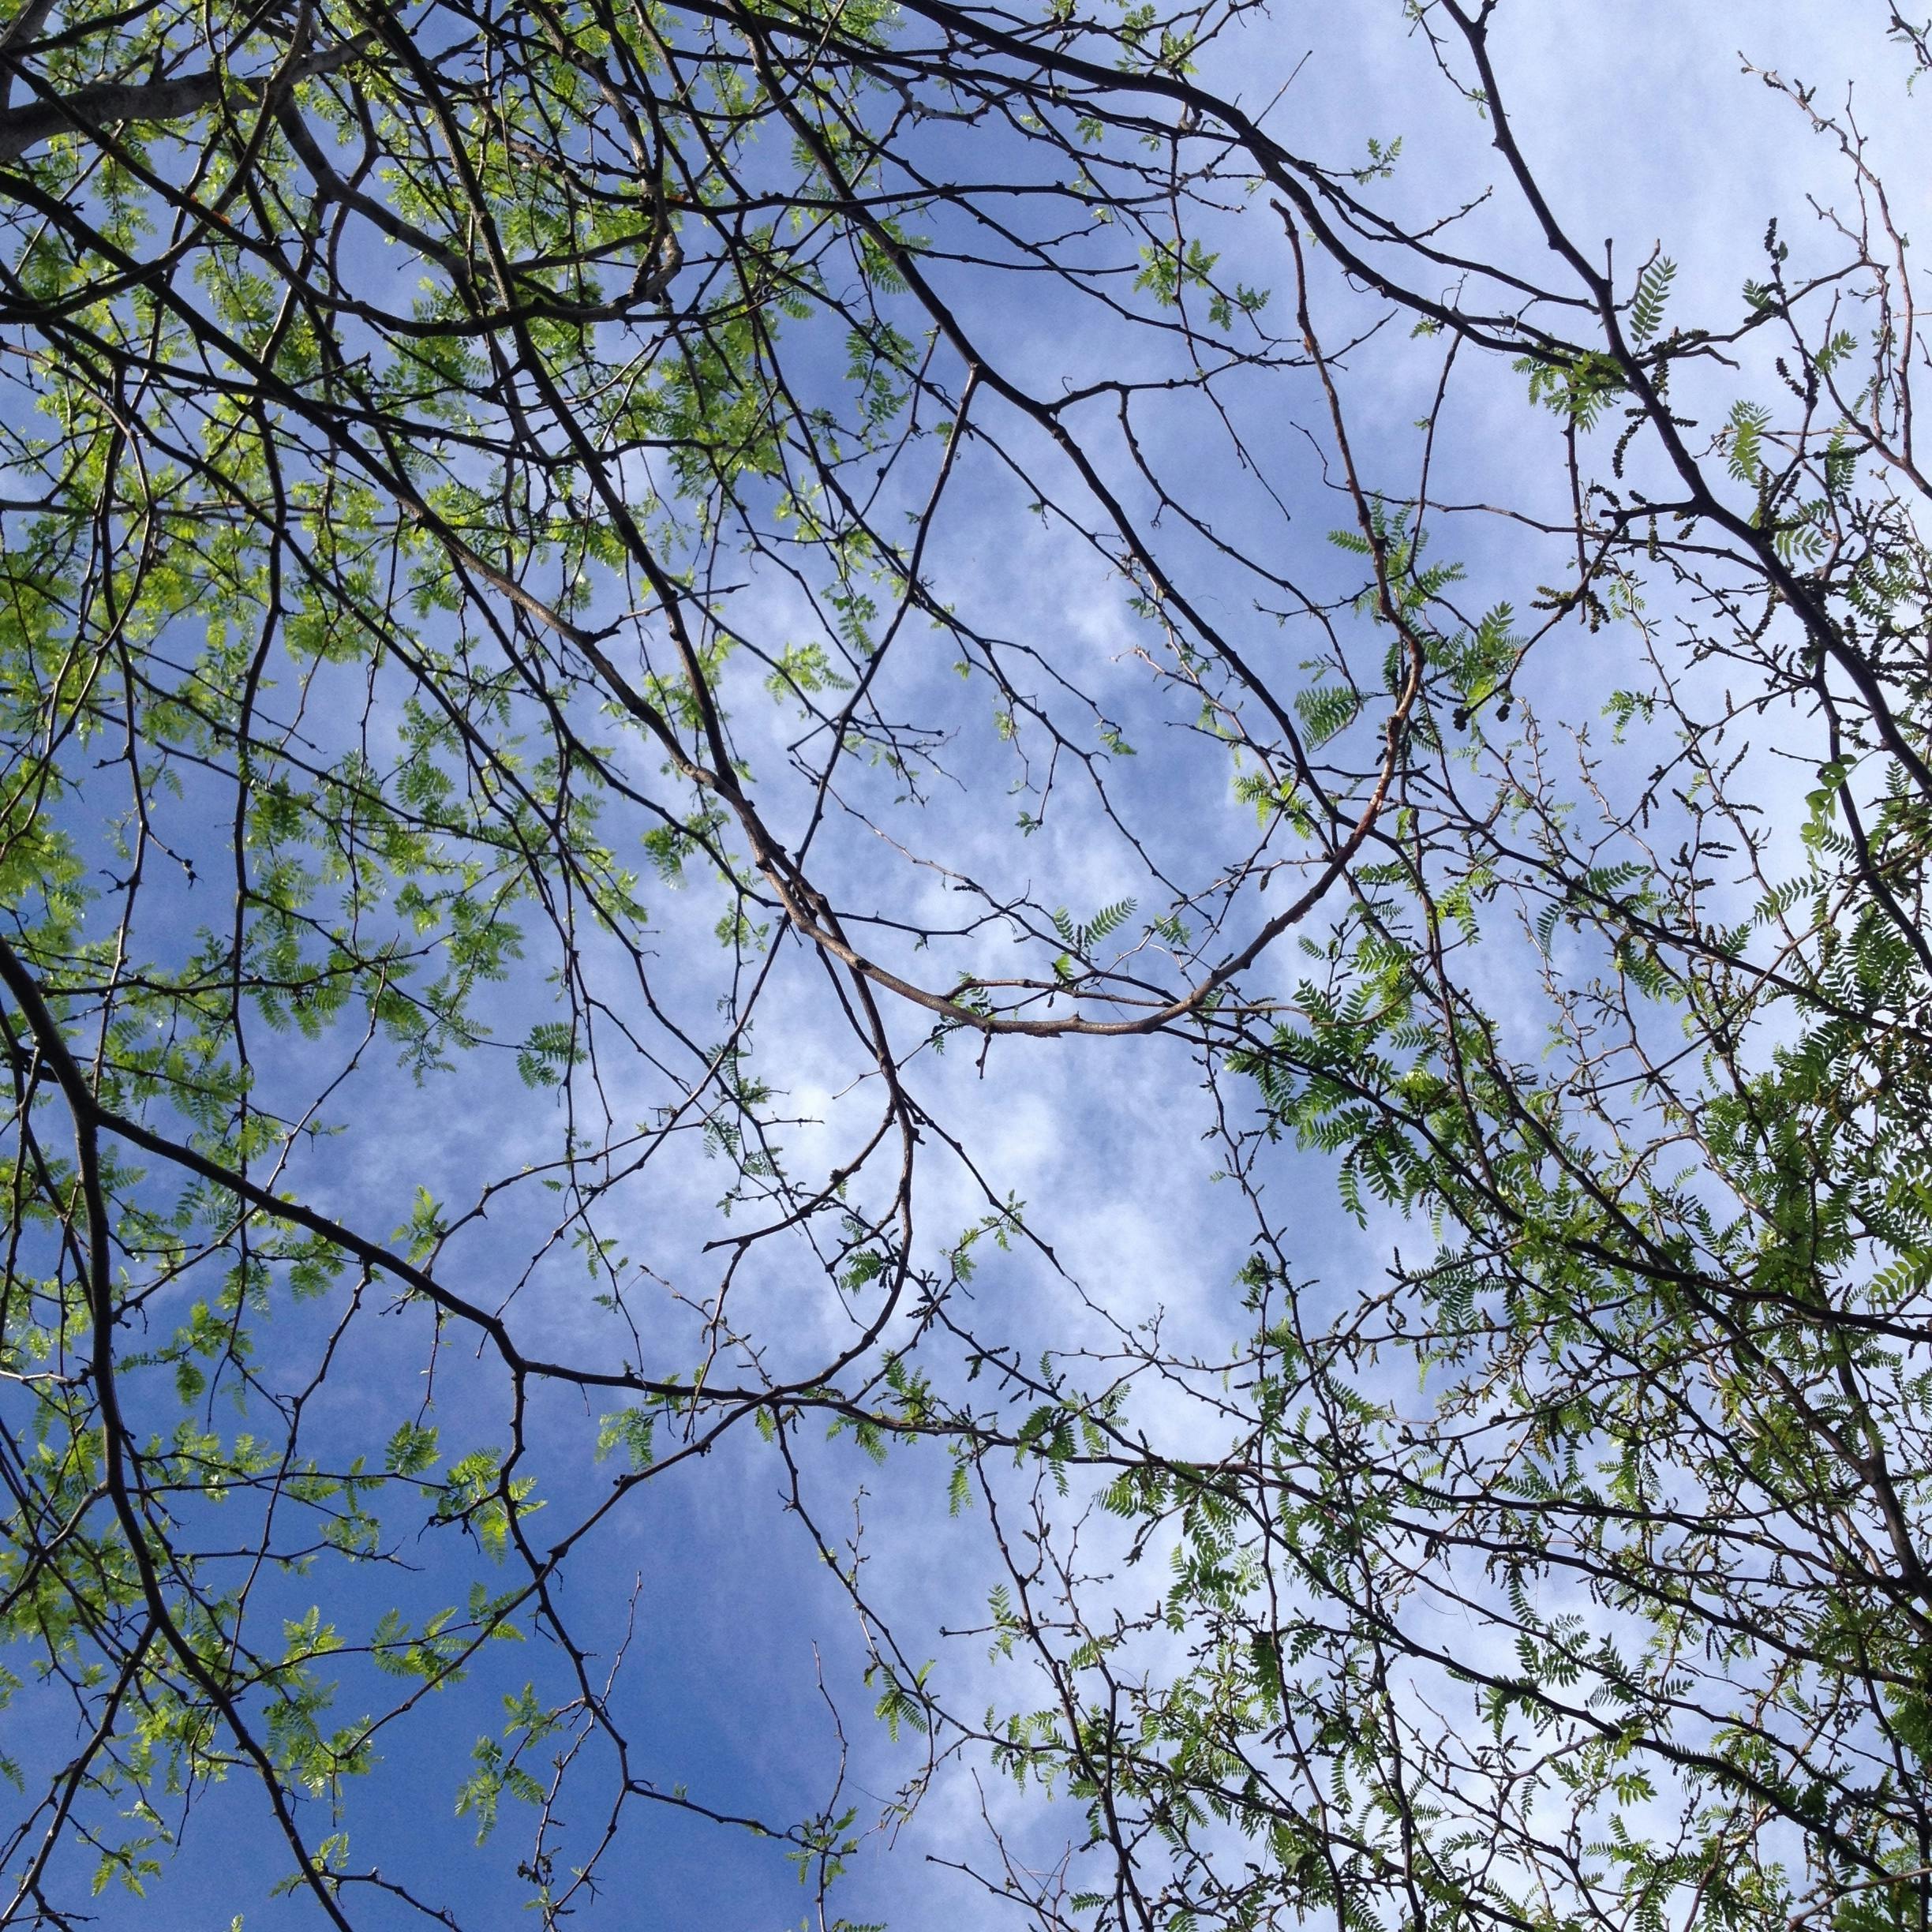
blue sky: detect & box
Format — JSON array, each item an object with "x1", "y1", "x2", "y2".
[{"x1": 6, "y1": 2, "x2": 1927, "y2": 1926}]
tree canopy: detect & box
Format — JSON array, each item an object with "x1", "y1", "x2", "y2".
[{"x1": 2, "y1": 1, "x2": 1931, "y2": 1927}]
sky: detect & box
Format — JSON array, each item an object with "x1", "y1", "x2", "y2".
[{"x1": 6, "y1": 2, "x2": 1928, "y2": 1927}]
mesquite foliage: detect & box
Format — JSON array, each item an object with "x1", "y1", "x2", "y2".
[{"x1": 0, "y1": 2, "x2": 1927, "y2": 1928}]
